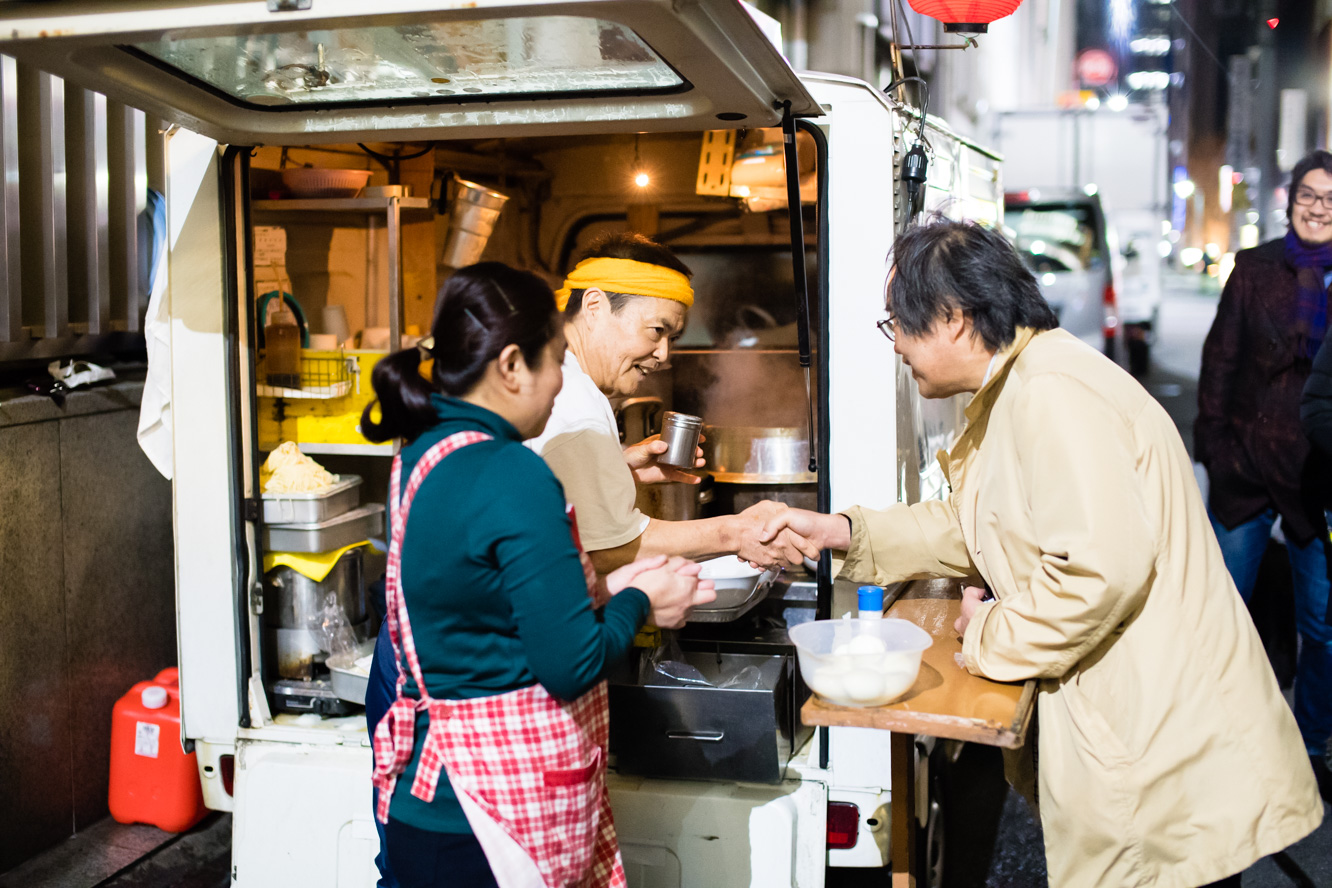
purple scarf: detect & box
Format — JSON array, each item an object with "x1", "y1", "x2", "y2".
[{"x1": 1284, "y1": 229, "x2": 1332, "y2": 360}]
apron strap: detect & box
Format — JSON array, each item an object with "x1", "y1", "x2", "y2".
[
  {"x1": 374, "y1": 430, "x2": 493, "y2": 824},
  {"x1": 387, "y1": 430, "x2": 493, "y2": 701}
]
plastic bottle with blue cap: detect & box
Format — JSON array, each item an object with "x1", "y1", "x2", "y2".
[{"x1": 857, "y1": 584, "x2": 884, "y2": 620}]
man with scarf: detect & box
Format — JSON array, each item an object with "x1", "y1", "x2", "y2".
[{"x1": 1197, "y1": 148, "x2": 1332, "y2": 800}]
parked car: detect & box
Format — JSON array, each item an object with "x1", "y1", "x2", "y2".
[
  {"x1": 1114, "y1": 225, "x2": 1163, "y2": 376},
  {"x1": 1005, "y1": 190, "x2": 1119, "y2": 361}
]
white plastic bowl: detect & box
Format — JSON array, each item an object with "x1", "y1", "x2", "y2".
[
  {"x1": 789, "y1": 618, "x2": 932, "y2": 707},
  {"x1": 696, "y1": 555, "x2": 777, "y2": 609}
]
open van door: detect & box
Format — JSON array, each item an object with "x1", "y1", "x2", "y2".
[{"x1": 0, "y1": 0, "x2": 820, "y2": 144}]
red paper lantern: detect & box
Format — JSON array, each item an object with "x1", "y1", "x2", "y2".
[{"x1": 907, "y1": 0, "x2": 1025, "y2": 34}]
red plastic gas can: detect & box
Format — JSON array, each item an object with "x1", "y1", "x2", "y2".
[{"x1": 108, "y1": 667, "x2": 207, "y2": 833}]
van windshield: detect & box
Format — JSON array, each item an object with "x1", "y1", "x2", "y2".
[
  {"x1": 1007, "y1": 202, "x2": 1103, "y2": 273},
  {"x1": 129, "y1": 17, "x2": 684, "y2": 108}
]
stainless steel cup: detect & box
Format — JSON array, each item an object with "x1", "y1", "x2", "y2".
[{"x1": 659, "y1": 411, "x2": 704, "y2": 469}]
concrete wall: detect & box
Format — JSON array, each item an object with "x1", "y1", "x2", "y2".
[{"x1": 0, "y1": 380, "x2": 175, "y2": 874}]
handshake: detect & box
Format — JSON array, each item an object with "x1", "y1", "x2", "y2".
[
  {"x1": 728, "y1": 502, "x2": 855, "y2": 570},
  {"x1": 600, "y1": 505, "x2": 854, "y2": 627}
]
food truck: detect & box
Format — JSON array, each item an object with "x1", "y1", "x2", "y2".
[{"x1": 0, "y1": 2, "x2": 1003, "y2": 885}]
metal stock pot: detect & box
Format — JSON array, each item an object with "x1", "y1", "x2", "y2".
[{"x1": 701, "y1": 426, "x2": 816, "y2": 484}]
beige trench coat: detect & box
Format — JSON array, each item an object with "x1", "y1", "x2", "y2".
[{"x1": 840, "y1": 327, "x2": 1322, "y2": 887}]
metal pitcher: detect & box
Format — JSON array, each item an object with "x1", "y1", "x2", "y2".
[{"x1": 441, "y1": 176, "x2": 510, "y2": 268}]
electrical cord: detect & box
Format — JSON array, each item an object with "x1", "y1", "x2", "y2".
[{"x1": 893, "y1": 0, "x2": 929, "y2": 143}]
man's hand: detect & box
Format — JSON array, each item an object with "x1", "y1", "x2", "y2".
[
  {"x1": 730, "y1": 501, "x2": 821, "y2": 568},
  {"x1": 624, "y1": 434, "x2": 706, "y2": 485},
  {"x1": 758, "y1": 507, "x2": 852, "y2": 555},
  {"x1": 953, "y1": 585, "x2": 988, "y2": 636}
]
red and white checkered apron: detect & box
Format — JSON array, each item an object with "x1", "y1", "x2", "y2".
[{"x1": 371, "y1": 431, "x2": 626, "y2": 888}]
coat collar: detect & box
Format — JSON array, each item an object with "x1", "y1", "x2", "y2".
[{"x1": 962, "y1": 326, "x2": 1039, "y2": 425}]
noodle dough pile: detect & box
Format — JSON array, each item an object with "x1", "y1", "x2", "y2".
[{"x1": 261, "y1": 441, "x2": 338, "y2": 493}]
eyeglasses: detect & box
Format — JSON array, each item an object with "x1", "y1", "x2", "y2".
[
  {"x1": 876, "y1": 313, "x2": 897, "y2": 342},
  {"x1": 1293, "y1": 188, "x2": 1332, "y2": 211}
]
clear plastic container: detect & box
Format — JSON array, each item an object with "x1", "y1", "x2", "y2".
[{"x1": 789, "y1": 618, "x2": 932, "y2": 707}]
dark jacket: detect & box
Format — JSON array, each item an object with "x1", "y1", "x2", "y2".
[
  {"x1": 1196, "y1": 237, "x2": 1323, "y2": 546},
  {"x1": 1301, "y1": 335, "x2": 1332, "y2": 509}
]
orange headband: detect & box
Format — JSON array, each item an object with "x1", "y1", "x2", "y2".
[{"x1": 554, "y1": 257, "x2": 694, "y2": 312}]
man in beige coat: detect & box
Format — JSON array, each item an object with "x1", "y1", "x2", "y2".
[{"x1": 765, "y1": 220, "x2": 1323, "y2": 887}]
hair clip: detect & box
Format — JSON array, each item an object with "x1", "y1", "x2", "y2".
[
  {"x1": 494, "y1": 284, "x2": 518, "y2": 317},
  {"x1": 417, "y1": 336, "x2": 435, "y2": 359},
  {"x1": 463, "y1": 308, "x2": 485, "y2": 331}
]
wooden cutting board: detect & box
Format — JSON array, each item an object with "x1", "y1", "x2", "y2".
[{"x1": 800, "y1": 596, "x2": 1035, "y2": 748}]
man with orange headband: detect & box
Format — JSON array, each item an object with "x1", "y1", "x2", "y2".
[{"x1": 527, "y1": 232, "x2": 810, "y2": 571}]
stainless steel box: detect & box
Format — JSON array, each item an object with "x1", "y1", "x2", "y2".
[
  {"x1": 263, "y1": 503, "x2": 385, "y2": 554},
  {"x1": 608, "y1": 647, "x2": 810, "y2": 784},
  {"x1": 262, "y1": 475, "x2": 362, "y2": 524}
]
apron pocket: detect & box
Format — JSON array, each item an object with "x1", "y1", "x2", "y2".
[{"x1": 544, "y1": 747, "x2": 602, "y2": 787}]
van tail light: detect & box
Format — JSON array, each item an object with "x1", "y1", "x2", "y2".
[
  {"x1": 1102, "y1": 280, "x2": 1119, "y2": 340},
  {"x1": 826, "y1": 801, "x2": 860, "y2": 850}
]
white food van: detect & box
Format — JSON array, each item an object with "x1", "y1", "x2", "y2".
[{"x1": 0, "y1": 3, "x2": 1002, "y2": 885}]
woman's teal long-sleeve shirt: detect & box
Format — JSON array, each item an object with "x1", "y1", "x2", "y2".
[{"x1": 388, "y1": 395, "x2": 648, "y2": 832}]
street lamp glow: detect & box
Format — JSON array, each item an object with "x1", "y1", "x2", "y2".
[
  {"x1": 1085, "y1": 96, "x2": 1101, "y2": 110},
  {"x1": 1180, "y1": 246, "x2": 1203, "y2": 266},
  {"x1": 1030, "y1": 239, "x2": 1047, "y2": 255},
  {"x1": 1084, "y1": 183, "x2": 1099, "y2": 196},
  {"x1": 634, "y1": 172, "x2": 651, "y2": 188},
  {"x1": 1107, "y1": 94, "x2": 1129, "y2": 112},
  {"x1": 1173, "y1": 178, "x2": 1195, "y2": 199}
]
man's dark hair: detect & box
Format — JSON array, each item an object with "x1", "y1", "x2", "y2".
[
  {"x1": 563, "y1": 231, "x2": 693, "y2": 317},
  {"x1": 889, "y1": 219, "x2": 1058, "y2": 351},
  {"x1": 1287, "y1": 150, "x2": 1332, "y2": 223}
]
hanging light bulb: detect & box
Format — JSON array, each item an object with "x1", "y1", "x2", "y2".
[{"x1": 632, "y1": 133, "x2": 650, "y2": 189}]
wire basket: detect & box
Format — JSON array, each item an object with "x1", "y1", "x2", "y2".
[{"x1": 257, "y1": 350, "x2": 354, "y2": 399}]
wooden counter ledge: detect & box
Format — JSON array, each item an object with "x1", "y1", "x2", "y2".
[{"x1": 799, "y1": 594, "x2": 1035, "y2": 749}]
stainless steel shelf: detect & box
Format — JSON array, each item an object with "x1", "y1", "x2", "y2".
[{"x1": 251, "y1": 197, "x2": 432, "y2": 213}]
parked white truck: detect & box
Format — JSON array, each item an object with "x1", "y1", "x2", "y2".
[{"x1": 993, "y1": 103, "x2": 1169, "y2": 374}]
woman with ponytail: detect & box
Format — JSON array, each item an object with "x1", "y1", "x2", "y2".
[{"x1": 361, "y1": 262, "x2": 713, "y2": 888}]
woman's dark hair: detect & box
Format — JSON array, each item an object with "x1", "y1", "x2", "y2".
[
  {"x1": 1287, "y1": 150, "x2": 1332, "y2": 223},
  {"x1": 562, "y1": 231, "x2": 693, "y2": 317},
  {"x1": 889, "y1": 218, "x2": 1058, "y2": 351},
  {"x1": 361, "y1": 262, "x2": 558, "y2": 443}
]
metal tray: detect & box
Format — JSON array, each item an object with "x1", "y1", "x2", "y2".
[
  {"x1": 688, "y1": 562, "x2": 778, "y2": 623},
  {"x1": 326, "y1": 639, "x2": 376, "y2": 705},
  {"x1": 264, "y1": 503, "x2": 385, "y2": 554},
  {"x1": 262, "y1": 475, "x2": 362, "y2": 525}
]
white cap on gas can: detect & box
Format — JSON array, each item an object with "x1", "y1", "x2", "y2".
[{"x1": 141, "y1": 685, "x2": 169, "y2": 709}]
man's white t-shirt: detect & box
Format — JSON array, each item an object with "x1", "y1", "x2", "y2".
[{"x1": 526, "y1": 351, "x2": 651, "y2": 551}]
